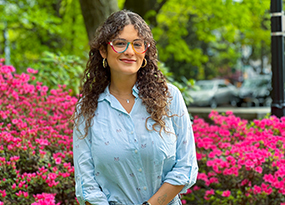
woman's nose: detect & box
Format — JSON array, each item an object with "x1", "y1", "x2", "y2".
[{"x1": 124, "y1": 43, "x2": 135, "y2": 55}]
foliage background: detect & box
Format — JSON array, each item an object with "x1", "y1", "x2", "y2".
[
  {"x1": 0, "y1": 0, "x2": 274, "y2": 87},
  {"x1": 0, "y1": 0, "x2": 88, "y2": 73}
]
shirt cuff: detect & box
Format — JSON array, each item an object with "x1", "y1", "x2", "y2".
[
  {"x1": 164, "y1": 165, "x2": 198, "y2": 194},
  {"x1": 76, "y1": 192, "x2": 109, "y2": 205}
]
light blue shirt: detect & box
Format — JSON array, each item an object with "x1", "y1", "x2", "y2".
[{"x1": 73, "y1": 83, "x2": 198, "y2": 205}]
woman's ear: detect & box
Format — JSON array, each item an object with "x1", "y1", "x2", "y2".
[{"x1": 99, "y1": 48, "x2": 107, "y2": 59}]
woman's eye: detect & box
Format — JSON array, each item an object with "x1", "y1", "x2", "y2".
[
  {"x1": 134, "y1": 41, "x2": 144, "y2": 47},
  {"x1": 134, "y1": 43, "x2": 142, "y2": 47},
  {"x1": 114, "y1": 41, "x2": 127, "y2": 47}
]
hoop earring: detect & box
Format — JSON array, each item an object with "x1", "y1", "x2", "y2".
[
  {"x1": 141, "y1": 58, "x2": 147, "y2": 68},
  {"x1": 103, "y1": 58, "x2": 108, "y2": 68}
]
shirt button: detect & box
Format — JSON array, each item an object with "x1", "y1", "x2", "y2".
[
  {"x1": 143, "y1": 186, "x2": 147, "y2": 190},
  {"x1": 134, "y1": 150, "x2": 138, "y2": 153},
  {"x1": 130, "y1": 131, "x2": 134, "y2": 134},
  {"x1": 138, "y1": 168, "x2": 142, "y2": 172}
]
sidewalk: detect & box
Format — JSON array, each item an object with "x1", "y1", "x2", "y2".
[{"x1": 188, "y1": 106, "x2": 271, "y2": 121}]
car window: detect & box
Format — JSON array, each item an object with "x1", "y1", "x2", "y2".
[
  {"x1": 256, "y1": 79, "x2": 270, "y2": 87},
  {"x1": 242, "y1": 79, "x2": 257, "y2": 88},
  {"x1": 197, "y1": 83, "x2": 214, "y2": 90},
  {"x1": 242, "y1": 77, "x2": 271, "y2": 88},
  {"x1": 218, "y1": 84, "x2": 227, "y2": 88}
]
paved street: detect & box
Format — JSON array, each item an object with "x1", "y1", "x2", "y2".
[{"x1": 188, "y1": 106, "x2": 271, "y2": 121}]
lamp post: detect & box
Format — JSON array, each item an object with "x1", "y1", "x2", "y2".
[{"x1": 270, "y1": 0, "x2": 285, "y2": 117}]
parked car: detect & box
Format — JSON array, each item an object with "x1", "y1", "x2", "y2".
[
  {"x1": 188, "y1": 79, "x2": 237, "y2": 108},
  {"x1": 234, "y1": 75, "x2": 272, "y2": 107}
]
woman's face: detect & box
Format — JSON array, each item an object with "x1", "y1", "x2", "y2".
[{"x1": 100, "y1": 24, "x2": 146, "y2": 78}]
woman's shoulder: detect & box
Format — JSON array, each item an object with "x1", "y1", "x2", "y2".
[
  {"x1": 166, "y1": 82, "x2": 187, "y2": 110},
  {"x1": 167, "y1": 83, "x2": 181, "y2": 98}
]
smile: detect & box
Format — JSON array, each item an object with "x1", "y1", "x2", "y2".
[{"x1": 120, "y1": 59, "x2": 136, "y2": 63}]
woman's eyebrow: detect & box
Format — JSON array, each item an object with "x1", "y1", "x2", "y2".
[
  {"x1": 115, "y1": 38, "x2": 126, "y2": 40},
  {"x1": 115, "y1": 37, "x2": 143, "y2": 41}
]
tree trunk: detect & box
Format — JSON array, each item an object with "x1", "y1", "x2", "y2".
[
  {"x1": 124, "y1": 0, "x2": 167, "y2": 27},
  {"x1": 79, "y1": 0, "x2": 119, "y2": 42}
]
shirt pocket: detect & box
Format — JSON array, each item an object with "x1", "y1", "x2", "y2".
[
  {"x1": 146, "y1": 118, "x2": 177, "y2": 143},
  {"x1": 91, "y1": 113, "x2": 132, "y2": 148}
]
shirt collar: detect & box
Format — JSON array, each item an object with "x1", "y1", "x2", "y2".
[{"x1": 98, "y1": 83, "x2": 139, "y2": 102}]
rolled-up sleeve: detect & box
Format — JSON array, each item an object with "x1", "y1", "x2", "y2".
[
  {"x1": 73, "y1": 118, "x2": 109, "y2": 205},
  {"x1": 164, "y1": 84, "x2": 198, "y2": 193}
]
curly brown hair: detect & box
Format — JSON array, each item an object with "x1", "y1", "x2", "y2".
[{"x1": 72, "y1": 10, "x2": 172, "y2": 139}]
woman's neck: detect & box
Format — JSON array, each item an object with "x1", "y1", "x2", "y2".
[{"x1": 109, "y1": 76, "x2": 136, "y2": 95}]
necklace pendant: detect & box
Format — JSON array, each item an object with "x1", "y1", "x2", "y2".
[{"x1": 126, "y1": 99, "x2": 130, "y2": 103}]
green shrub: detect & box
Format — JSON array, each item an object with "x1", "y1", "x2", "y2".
[{"x1": 31, "y1": 51, "x2": 85, "y2": 96}]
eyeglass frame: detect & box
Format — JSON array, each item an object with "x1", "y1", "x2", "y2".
[{"x1": 108, "y1": 38, "x2": 150, "y2": 54}]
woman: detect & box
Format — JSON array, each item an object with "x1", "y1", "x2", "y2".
[{"x1": 73, "y1": 10, "x2": 198, "y2": 205}]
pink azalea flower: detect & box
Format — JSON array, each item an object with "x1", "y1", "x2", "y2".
[
  {"x1": 186, "y1": 189, "x2": 192, "y2": 194},
  {"x1": 26, "y1": 68, "x2": 38, "y2": 74},
  {"x1": 204, "y1": 189, "x2": 215, "y2": 200},
  {"x1": 225, "y1": 111, "x2": 233, "y2": 115},
  {"x1": 253, "y1": 185, "x2": 262, "y2": 194},
  {"x1": 255, "y1": 166, "x2": 263, "y2": 174},
  {"x1": 11, "y1": 119, "x2": 18, "y2": 124},
  {"x1": 42, "y1": 85, "x2": 48, "y2": 92},
  {"x1": 11, "y1": 183, "x2": 16, "y2": 189},
  {"x1": 221, "y1": 190, "x2": 231, "y2": 197},
  {"x1": 0, "y1": 190, "x2": 6, "y2": 197},
  {"x1": 55, "y1": 157, "x2": 62, "y2": 165},
  {"x1": 48, "y1": 173, "x2": 57, "y2": 180},
  {"x1": 23, "y1": 191, "x2": 29, "y2": 198},
  {"x1": 193, "y1": 186, "x2": 200, "y2": 191}
]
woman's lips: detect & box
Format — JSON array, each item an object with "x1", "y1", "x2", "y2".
[{"x1": 120, "y1": 59, "x2": 136, "y2": 63}]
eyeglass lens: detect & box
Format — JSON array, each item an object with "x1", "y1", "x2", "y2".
[{"x1": 111, "y1": 39, "x2": 147, "y2": 54}]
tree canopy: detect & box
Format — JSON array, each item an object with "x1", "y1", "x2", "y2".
[
  {"x1": 0, "y1": 0, "x2": 272, "y2": 83},
  {"x1": 151, "y1": 0, "x2": 271, "y2": 80},
  {"x1": 1, "y1": 0, "x2": 88, "y2": 72}
]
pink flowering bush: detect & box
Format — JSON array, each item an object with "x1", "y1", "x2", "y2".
[
  {"x1": 2, "y1": 59, "x2": 285, "y2": 204},
  {"x1": 0, "y1": 60, "x2": 78, "y2": 204},
  {"x1": 31, "y1": 193, "x2": 59, "y2": 205},
  {"x1": 182, "y1": 110, "x2": 285, "y2": 205}
]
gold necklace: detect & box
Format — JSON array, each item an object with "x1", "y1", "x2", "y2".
[{"x1": 110, "y1": 90, "x2": 132, "y2": 104}]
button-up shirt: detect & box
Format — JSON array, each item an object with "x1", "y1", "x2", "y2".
[{"x1": 73, "y1": 83, "x2": 198, "y2": 205}]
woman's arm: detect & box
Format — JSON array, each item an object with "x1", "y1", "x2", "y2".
[
  {"x1": 147, "y1": 183, "x2": 184, "y2": 205},
  {"x1": 73, "y1": 117, "x2": 109, "y2": 205},
  {"x1": 147, "y1": 84, "x2": 198, "y2": 205},
  {"x1": 163, "y1": 85, "x2": 198, "y2": 193}
]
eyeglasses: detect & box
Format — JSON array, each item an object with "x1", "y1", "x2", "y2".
[{"x1": 108, "y1": 39, "x2": 150, "y2": 54}]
